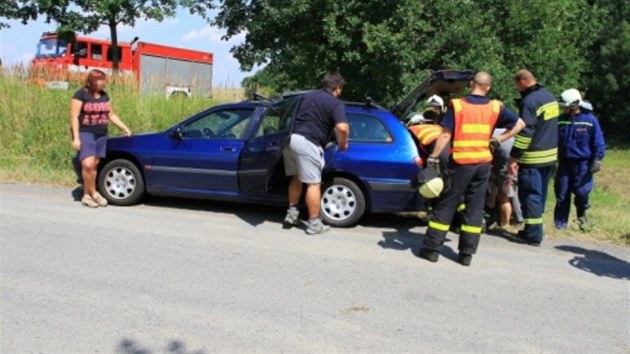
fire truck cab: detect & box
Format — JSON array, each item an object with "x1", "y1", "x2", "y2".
[{"x1": 31, "y1": 32, "x2": 213, "y2": 98}]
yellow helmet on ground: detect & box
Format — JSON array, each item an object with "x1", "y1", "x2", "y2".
[{"x1": 419, "y1": 177, "x2": 444, "y2": 199}]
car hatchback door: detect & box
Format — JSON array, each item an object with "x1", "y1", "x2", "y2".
[{"x1": 149, "y1": 107, "x2": 256, "y2": 194}]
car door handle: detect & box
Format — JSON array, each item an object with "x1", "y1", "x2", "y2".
[{"x1": 221, "y1": 146, "x2": 237, "y2": 153}]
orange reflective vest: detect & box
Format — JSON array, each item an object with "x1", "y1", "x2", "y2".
[
  {"x1": 409, "y1": 124, "x2": 443, "y2": 165},
  {"x1": 451, "y1": 98, "x2": 501, "y2": 164},
  {"x1": 409, "y1": 124, "x2": 443, "y2": 147}
]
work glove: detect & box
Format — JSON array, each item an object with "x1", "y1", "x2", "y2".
[
  {"x1": 590, "y1": 160, "x2": 602, "y2": 174},
  {"x1": 426, "y1": 156, "x2": 441, "y2": 175},
  {"x1": 489, "y1": 137, "x2": 501, "y2": 153}
]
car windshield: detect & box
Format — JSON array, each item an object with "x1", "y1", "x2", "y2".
[{"x1": 36, "y1": 38, "x2": 68, "y2": 58}]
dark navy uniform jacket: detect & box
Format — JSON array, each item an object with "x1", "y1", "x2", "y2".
[{"x1": 558, "y1": 111, "x2": 606, "y2": 161}]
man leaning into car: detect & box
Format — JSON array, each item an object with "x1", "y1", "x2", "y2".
[{"x1": 282, "y1": 72, "x2": 350, "y2": 235}]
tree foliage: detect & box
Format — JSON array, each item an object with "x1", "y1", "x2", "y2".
[
  {"x1": 216, "y1": 0, "x2": 627, "y2": 141},
  {"x1": 583, "y1": 0, "x2": 630, "y2": 142}
]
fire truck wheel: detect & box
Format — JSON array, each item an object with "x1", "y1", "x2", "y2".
[{"x1": 98, "y1": 159, "x2": 145, "y2": 206}]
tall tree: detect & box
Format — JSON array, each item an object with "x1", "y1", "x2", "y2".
[
  {"x1": 582, "y1": 0, "x2": 630, "y2": 141},
  {"x1": 217, "y1": 0, "x2": 602, "y2": 109}
]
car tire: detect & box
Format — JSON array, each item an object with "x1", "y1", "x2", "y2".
[
  {"x1": 98, "y1": 159, "x2": 145, "y2": 206},
  {"x1": 320, "y1": 177, "x2": 366, "y2": 227}
]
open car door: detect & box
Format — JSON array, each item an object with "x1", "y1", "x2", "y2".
[{"x1": 237, "y1": 97, "x2": 300, "y2": 195}]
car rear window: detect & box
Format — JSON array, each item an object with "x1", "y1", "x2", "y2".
[{"x1": 347, "y1": 113, "x2": 393, "y2": 143}]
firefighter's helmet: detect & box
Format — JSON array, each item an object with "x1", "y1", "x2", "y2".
[{"x1": 419, "y1": 177, "x2": 444, "y2": 199}]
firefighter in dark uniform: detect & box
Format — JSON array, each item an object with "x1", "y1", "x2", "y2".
[
  {"x1": 509, "y1": 69, "x2": 559, "y2": 246},
  {"x1": 554, "y1": 88, "x2": 606, "y2": 231},
  {"x1": 419, "y1": 72, "x2": 525, "y2": 266}
]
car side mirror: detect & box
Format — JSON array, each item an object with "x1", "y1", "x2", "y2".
[{"x1": 171, "y1": 126, "x2": 184, "y2": 140}]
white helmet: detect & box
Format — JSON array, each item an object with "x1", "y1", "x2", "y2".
[
  {"x1": 580, "y1": 101, "x2": 593, "y2": 111},
  {"x1": 419, "y1": 177, "x2": 444, "y2": 199},
  {"x1": 559, "y1": 88, "x2": 583, "y2": 108},
  {"x1": 408, "y1": 113, "x2": 427, "y2": 126},
  {"x1": 427, "y1": 95, "x2": 444, "y2": 110}
]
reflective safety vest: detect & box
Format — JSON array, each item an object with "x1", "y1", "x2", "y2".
[
  {"x1": 451, "y1": 98, "x2": 501, "y2": 164},
  {"x1": 409, "y1": 124, "x2": 443, "y2": 146},
  {"x1": 409, "y1": 124, "x2": 443, "y2": 165}
]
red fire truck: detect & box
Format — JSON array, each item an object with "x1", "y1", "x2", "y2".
[{"x1": 30, "y1": 32, "x2": 214, "y2": 98}]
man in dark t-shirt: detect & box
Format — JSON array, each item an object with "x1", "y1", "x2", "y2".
[{"x1": 282, "y1": 72, "x2": 350, "y2": 234}]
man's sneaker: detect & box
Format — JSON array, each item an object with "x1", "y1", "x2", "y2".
[
  {"x1": 306, "y1": 219, "x2": 330, "y2": 235},
  {"x1": 459, "y1": 253, "x2": 473, "y2": 266},
  {"x1": 283, "y1": 209, "x2": 300, "y2": 229},
  {"x1": 418, "y1": 248, "x2": 439, "y2": 262},
  {"x1": 81, "y1": 195, "x2": 99, "y2": 208},
  {"x1": 91, "y1": 192, "x2": 108, "y2": 207}
]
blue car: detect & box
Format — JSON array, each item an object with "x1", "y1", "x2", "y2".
[{"x1": 97, "y1": 70, "x2": 474, "y2": 227}]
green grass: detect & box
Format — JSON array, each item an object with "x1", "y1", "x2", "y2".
[
  {"x1": 1, "y1": 74, "x2": 628, "y2": 246},
  {"x1": 0, "y1": 74, "x2": 243, "y2": 185},
  {"x1": 543, "y1": 149, "x2": 630, "y2": 246}
]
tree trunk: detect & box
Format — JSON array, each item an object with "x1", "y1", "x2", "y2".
[{"x1": 108, "y1": 18, "x2": 119, "y2": 77}]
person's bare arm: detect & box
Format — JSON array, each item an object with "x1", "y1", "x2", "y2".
[
  {"x1": 497, "y1": 118, "x2": 526, "y2": 175},
  {"x1": 496, "y1": 118, "x2": 526, "y2": 143},
  {"x1": 335, "y1": 122, "x2": 350, "y2": 152},
  {"x1": 108, "y1": 107, "x2": 131, "y2": 136},
  {"x1": 429, "y1": 128, "x2": 451, "y2": 159},
  {"x1": 70, "y1": 98, "x2": 83, "y2": 151}
]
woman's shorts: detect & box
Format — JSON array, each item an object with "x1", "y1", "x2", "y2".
[{"x1": 79, "y1": 132, "x2": 107, "y2": 161}]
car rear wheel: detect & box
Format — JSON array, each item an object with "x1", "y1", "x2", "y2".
[
  {"x1": 320, "y1": 177, "x2": 366, "y2": 227},
  {"x1": 98, "y1": 159, "x2": 145, "y2": 206}
]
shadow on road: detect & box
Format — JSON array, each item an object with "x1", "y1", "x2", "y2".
[
  {"x1": 71, "y1": 186, "x2": 83, "y2": 202},
  {"x1": 70, "y1": 186, "x2": 285, "y2": 227},
  {"x1": 145, "y1": 197, "x2": 285, "y2": 228},
  {"x1": 369, "y1": 214, "x2": 457, "y2": 262},
  {"x1": 555, "y1": 245, "x2": 630, "y2": 280},
  {"x1": 117, "y1": 338, "x2": 205, "y2": 354}
]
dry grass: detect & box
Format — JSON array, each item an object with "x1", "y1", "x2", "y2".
[{"x1": 212, "y1": 86, "x2": 246, "y2": 102}]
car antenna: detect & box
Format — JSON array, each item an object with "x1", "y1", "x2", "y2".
[{"x1": 364, "y1": 96, "x2": 385, "y2": 110}]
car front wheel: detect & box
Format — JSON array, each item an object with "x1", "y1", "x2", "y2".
[
  {"x1": 98, "y1": 159, "x2": 145, "y2": 206},
  {"x1": 320, "y1": 177, "x2": 366, "y2": 227}
]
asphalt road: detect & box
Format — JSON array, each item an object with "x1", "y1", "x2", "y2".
[{"x1": 1, "y1": 183, "x2": 629, "y2": 353}]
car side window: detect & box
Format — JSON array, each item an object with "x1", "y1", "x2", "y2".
[
  {"x1": 254, "y1": 99, "x2": 297, "y2": 138},
  {"x1": 181, "y1": 109, "x2": 255, "y2": 140},
  {"x1": 348, "y1": 113, "x2": 393, "y2": 143}
]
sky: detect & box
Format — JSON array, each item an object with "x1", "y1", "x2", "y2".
[{"x1": 0, "y1": 9, "x2": 258, "y2": 87}]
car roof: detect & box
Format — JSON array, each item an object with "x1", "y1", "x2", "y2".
[{"x1": 245, "y1": 69, "x2": 474, "y2": 119}]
